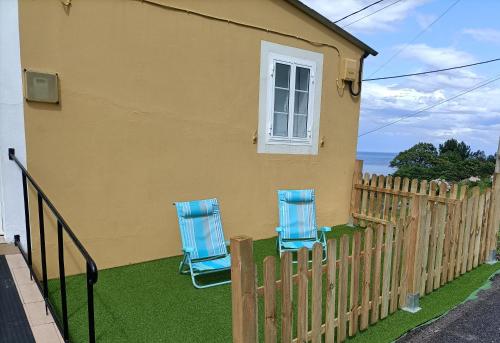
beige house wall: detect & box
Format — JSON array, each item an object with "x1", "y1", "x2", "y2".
[{"x1": 18, "y1": 0, "x2": 366, "y2": 277}]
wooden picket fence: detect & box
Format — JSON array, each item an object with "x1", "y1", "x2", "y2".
[
  {"x1": 230, "y1": 166, "x2": 500, "y2": 343},
  {"x1": 348, "y1": 160, "x2": 462, "y2": 228}
]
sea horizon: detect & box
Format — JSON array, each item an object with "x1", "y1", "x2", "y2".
[{"x1": 356, "y1": 151, "x2": 397, "y2": 176}]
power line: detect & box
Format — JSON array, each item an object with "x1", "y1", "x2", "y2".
[
  {"x1": 367, "y1": 0, "x2": 461, "y2": 78},
  {"x1": 334, "y1": 0, "x2": 386, "y2": 23},
  {"x1": 363, "y1": 58, "x2": 500, "y2": 81},
  {"x1": 342, "y1": 0, "x2": 405, "y2": 28},
  {"x1": 358, "y1": 73, "x2": 500, "y2": 137}
]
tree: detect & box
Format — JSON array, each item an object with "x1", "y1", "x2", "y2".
[
  {"x1": 389, "y1": 143, "x2": 439, "y2": 180},
  {"x1": 390, "y1": 139, "x2": 495, "y2": 182},
  {"x1": 438, "y1": 138, "x2": 471, "y2": 160}
]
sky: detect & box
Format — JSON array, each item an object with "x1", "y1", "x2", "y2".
[{"x1": 302, "y1": 0, "x2": 500, "y2": 155}]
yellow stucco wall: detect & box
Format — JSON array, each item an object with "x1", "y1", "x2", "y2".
[{"x1": 18, "y1": 0, "x2": 366, "y2": 277}]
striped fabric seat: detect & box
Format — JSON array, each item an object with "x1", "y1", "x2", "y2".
[
  {"x1": 191, "y1": 255, "x2": 231, "y2": 272},
  {"x1": 176, "y1": 199, "x2": 227, "y2": 260},
  {"x1": 276, "y1": 189, "x2": 330, "y2": 261},
  {"x1": 278, "y1": 189, "x2": 317, "y2": 239},
  {"x1": 174, "y1": 198, "x2": 231, "y2": 288}
]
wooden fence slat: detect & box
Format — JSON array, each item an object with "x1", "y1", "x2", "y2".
[
  {"x1": 390, "y1": 177, "x2": 401, "y2": 223},
  {"x1": 450, "y1": 183, "x2": 458, "y2": 200},
  {"x1": 368, "y1": 174, "x2": 378, "y2": 218},
  {"x1": 439, "y1": 182, "x2": 447, "y2": 199},
  {"x1": 390, "y1": 219, "x2": 403, "y2": 313},
  {"x1": 399, "y1": 178, "x2": 411, "y2": 222},
  {"x1": 461, "y1": 190, "x2": 475, "y2": 274},
  {"x1": 433, "y1": 203, "x2": 447, "y2": 290},
  {"x1": 375, "y1": 175, "x2": 385, "y2": 218},
  {"x1": 480, "y1": 189, "x2": 492, "y2": 263},
  {"x1": 447, "y1": 201, "x2": 461, "y2": 282},
  {"x1": 440, "y1": 198, "x2": 455, "y2": 286},
  {"x1": 420, "y1": 201, "x2": 433, "y2": 295},
  {"x1": 383, "y1": 176, "x2": 393, "y2": 220},
  {"x1": 325, "y1": 240, "x2": 337, "y2": 343},
  {"x1": 381, "y1": 223, "x2": 394, "y2": 319},
  {"x1": 360, "y1": 227, "x2": 373, "y2": 331},
  {"x1": 408, "y1": 179, "x2": 419, "y2": 216},
  {"x1": 349, "y1": 232, "x2": 361, "y2": 336},
  {"x1": 231, "y1": 236, "x2": 257, "y2": 343},
  {"x1": 406, "y1": 194, "x2": 428, "y2": 301},
  {"x1": 473, "y1": 192, "x2": 486, "y2": 268},
  {"x1": 297, "y1": 248, "x2": 309, "y2": 343},
  {"x1": 467, "y1": 188, "x2": 480, "y2": 271},
  {"x1": 338, "y1": 235, "x2": 350, "y2": 343},
  {"x1": 264, "y1": 256, "x2": 277, "y2": 343},
  {"x1": 455, "y1": 190, "x2": 468, "y2": 277},
  {"x1": 441, "y1": 202, "x2": 454, "y2": 286},
  {"x1": 371, "y1": 225, "x2": 384, "y2": 324},
  {"x1": 350, "y1": 160, "x2": 364, "y2": 226},
  {"x1": 487, "y1": 174, "x2": 500, "y2": 258},
  {"x1": 281, "y1": 252, "x2": 293, "y2": 343},
  {"x1": 311, "y1": 244, "x2": 323, "y2": 343},
  {"x1": 423, "y1": 201, "x2": 437, "y2": 294},
  {"x1": 360, "y1": 173, "x2": 371, "y2": 226},
  {"x1": 420, "y1": 180, "x2": 428, "y2": 195},
  {"x1": 429, "y1": 181, "x2": 437, "y2": 196},
  {"x1": 399, "y1": 216, "x2": 411, "y2": 308}
]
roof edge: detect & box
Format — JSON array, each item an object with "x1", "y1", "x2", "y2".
[{"x1": 285, "y1": 0, "x2": 378, "y2": 56}]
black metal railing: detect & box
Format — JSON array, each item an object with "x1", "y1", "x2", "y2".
[{"x1": 8, "y1": 148, "x2": 98, "y2": 343}]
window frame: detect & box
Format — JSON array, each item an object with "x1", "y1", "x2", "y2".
[
  {"x1": 258, "y1": 41, "x2": 323, "y2": 155},
  {"x1": 266, "y1": 54, "x2": 316, "y2": 145}
]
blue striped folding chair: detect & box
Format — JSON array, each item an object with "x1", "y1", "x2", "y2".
[
  {"x1": 276, "y1": 189, "x2": 331, "y2": 261},
  {"x1": 174, "y1": 198, "x2": 231, "y2": 289}
]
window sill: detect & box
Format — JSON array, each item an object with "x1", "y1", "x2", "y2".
[{"x1": 266, "y1": 138, "x2": 312, "y2": 146}]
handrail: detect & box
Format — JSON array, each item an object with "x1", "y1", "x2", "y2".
[
  {"x1": 8, "y1": 149, "x2": 98, "y2": 281},
  {"x1": 8, "y1": 148, "x2": 98, "y2": 343}
]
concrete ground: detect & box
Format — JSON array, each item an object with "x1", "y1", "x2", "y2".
[
  {"x1": 0, "y1": 237, "x2": 64, "y2": 343},
  {"x1": 397, "y1": 272, "x2": 500, "y2": 343}
]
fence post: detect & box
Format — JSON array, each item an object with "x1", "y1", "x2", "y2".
[
  {"x1": 402, "y1": 194, "x2": 428, "y2": 313},
  {"x1": 348, "y1": 159, "x2": 364, "y2": 227},
  {"x1": 486, "y1": 173, "x2": 499, "y2": 264},
  {"x1": 231, "y1": 236, "x2": 257, "y2": 343}
]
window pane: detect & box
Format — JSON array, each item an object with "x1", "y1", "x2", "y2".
[
  {"x1": 295, "y1": 67, "x2": 310, "y2": 91},
  {"x1": 274, "y1": 88, "x2": 289, "y2": 113},
  {"x1": 294, "y1": 91, "x2": 309, "y2": 115},
  {"x1": 273, "y1": 112, "x2": 288, "y2": 137},
  {"x1": 275, "y1": 63, "x2": 290, "y2": 88},
  {"x1": 293, "y1": 115, "x2": 307, "y2": 138}
]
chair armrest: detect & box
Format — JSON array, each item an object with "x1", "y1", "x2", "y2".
[
  {"x1": 320, "y1": 226, "x2": 332, "y2": 232},
  {"x1": 183, "y1": 247, "x2": 194, "y2": 254},
  {"x1": 275, "y1": 227, "x2": 283, "y2": 233}
]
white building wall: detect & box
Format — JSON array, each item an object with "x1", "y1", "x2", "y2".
[{"x1": 0, "y1": 0, "x2": 28, "y2": 248}]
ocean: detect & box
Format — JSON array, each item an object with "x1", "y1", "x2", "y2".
[{"x1": 356, "y1": 151, "x2": 397, "y2": 176}]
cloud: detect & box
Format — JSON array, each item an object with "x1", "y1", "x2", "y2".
[
  {"x1": 359, "y1": 45, "x2": 500, "y2": 153},
  {"x1": 301, "y1": 0, "x2": 430, "y2": 32},
  {"x1": 463, "y1": 28, "x2": 500, "y2": 44},
  {"x1": 416, "y1": 13, "x2": 437, "y2": 29},
  {"x1": 359, "y1": 77, "x2": 500, "y2": 154},
  {"x1": 398, "y1": 43, "x2": 476, "y2": 68}
]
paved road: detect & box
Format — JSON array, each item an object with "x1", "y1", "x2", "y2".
[{"x1": 398, "y1": 273, "x2": 500, "y2": 343}]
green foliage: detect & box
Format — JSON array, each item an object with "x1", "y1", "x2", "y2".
[{"x1": 390, "y1": 139, "x2": 495, "y2": 182}]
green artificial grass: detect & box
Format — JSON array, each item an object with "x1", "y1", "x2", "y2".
[{"x1": 47, "y1": 225, "x2": 500, "y2": 343}]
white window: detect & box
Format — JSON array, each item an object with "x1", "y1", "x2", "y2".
[{"x1": 258, "y1": 41, "x2": 323, "y2": 155}]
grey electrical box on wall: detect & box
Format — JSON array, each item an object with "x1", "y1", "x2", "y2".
[
  {"x1": 24, "y1": 70, "x2": 59, "y2": 103},
  {"x1": 342, "y1": 58, "x2": 358, "y2": 82}
]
